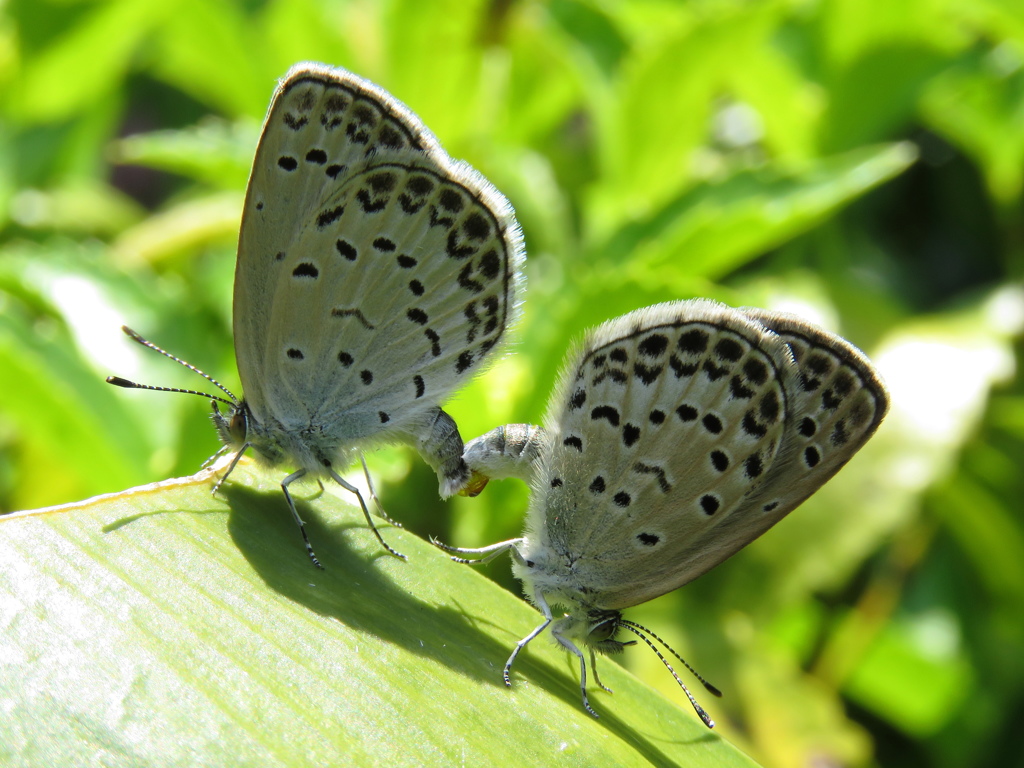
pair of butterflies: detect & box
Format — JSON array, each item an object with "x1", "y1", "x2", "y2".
[{"x1": 110, "y1": 63, "x2": 889, "y2": 727}]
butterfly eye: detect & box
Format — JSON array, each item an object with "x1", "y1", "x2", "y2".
[
  {"x1": 228, "y1": 410, "x2": 247, "y2": 442},
  {"x1": 587, "y1": 612, "x2": 620, "y2": 644}
]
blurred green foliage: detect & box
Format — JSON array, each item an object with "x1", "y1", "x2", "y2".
[{"x1": 1, "y1": 1, "x2": 1022, "y2": 766}]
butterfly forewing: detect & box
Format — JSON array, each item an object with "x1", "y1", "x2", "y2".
[
  {"x1": 235, "y1": 63, "x2": 522, "y2": 435},
  {"x1": 532, "y1": 301, "x2": 796, "y2": 609}
]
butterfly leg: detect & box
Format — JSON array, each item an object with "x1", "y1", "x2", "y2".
[
  {"x1": 327, "y1": 467, "x2": 406, "y2": 560},
  {"x1": 505, "y1": 589, "x2": 554, "y2": 688},
  {"x1": 430, "y1": 537, "x2": 522, "y2": 565},
  {"x1": 201, "y1": 445, "x2": 229, "y2": 469},
  {"x1": 589, "y1": 648, "x2": 614, "y2": 694},
  {"x1": 404, "y1": 407, "x2": 471, "y2": 499},
  {"x1": 280, "y1": 469, "x2": 324, "y2": 570},
  {"x1": 211, "y1": 443, "x2": 249, "y2": 496},
  {"x1": 360, "y1": 454, "x2": 402, "y2": 527},
  {"x1": 551, "y1": 624, "x2": 598, "y2": 717}
]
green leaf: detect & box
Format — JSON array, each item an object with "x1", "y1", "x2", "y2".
[
  {"x1": 9, "y1": 0, "x2": 168, "y2": 121},
  {"x1": 595, "y1": 142, "x2": 917, "y2": 283},
  {"x1": 548, "y1": 0, "x2": 628, "y2": 78},
  {"x1": 922, "y1": 53, "x2": 1024, "y2": 204},
  {"x1": 111, "y1": 120, "x2": 257, "y2": 190},
  {"x1": 1, "y1": 460, "x2": 762, "y2": 767}
]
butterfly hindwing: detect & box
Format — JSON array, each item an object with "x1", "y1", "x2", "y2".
[
  {"x1": 528, "y1": 301, "x2": 796, "y2": 609},
  {"x1": 734, "y1": 307, "x2": 889, "y2": 526}
]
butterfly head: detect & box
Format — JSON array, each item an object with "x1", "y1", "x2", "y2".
[
  {"x1": 547, "y1": 605, "x2": 636, "y2": 656},
  {"x1": 211, "y1": 399, "x2": 249, "y2": 451},
  {"x1": 580, "y1": 609, "x2": 635, "y2": 654}
]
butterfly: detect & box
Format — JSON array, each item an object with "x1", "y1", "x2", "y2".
[
  {"x1": 109, "y1": 62, "x2": 524, "y2": 567},
  {"x1": 438, "y1": 299, "x2": 888, "y2": 723}
]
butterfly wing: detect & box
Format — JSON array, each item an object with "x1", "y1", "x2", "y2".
[
  {"x1": 235, "y1": 63, "x2": 523, "y2": 442},
  {"x1": 734, "y1": 306, "x2": 889, "y2": 523},
  {"x1": 526, "y1": 300, "x2": 796, "y2": 610}
]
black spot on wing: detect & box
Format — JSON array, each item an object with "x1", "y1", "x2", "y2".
[
  {"x1": 569, "y1": 388, "x2": 587, "y2": 410},
  {"x1": 439, "y1": 188, "x2": 463, "y2": 212},
  {"x1": 593, "y1": 369, "x2": 628, "y2": 385},
  {"x1": 457, "y1": 262, "x2": 483, "y2": 293},
  {"x1": 744, "y1": 453, "x2": 763, "y2": 478},
  {"x1": 677, "y1": 404, "x2": 698, "y2": 422},
  {"x1": 702, "y1": 414, "x2": 723, "y2": 434},
  {"x1": 336, "y1": 239, "x2": 357, "y2": 260},
  {"x1": 292, "y1": 263, "x2": 319, "y2": 279},
  {"x1": 831, "y1": 419, "x2": 849, "y2": 446},
  {"x1": 633, "y1": 462, "x2": 671, "y2": 493},
  {"x1": 700, "y1": 495, "x2": 721, "y2": 515},
  {"x1": 423, "y1": 329, "x2": 441, "y2": 357},
  {"x1": 463, "y1": 211, "x2": 491, "y2": 240},
  {"x1": 379, "y1": 124, "x2": 404, "y2": 149},
  {"x1": 407, "y1": 175, "x2": 434, "y2": 196},
  {"x1": 678, "y1": 329, "x2": 709, "y2": 354},
  {"x1": 356, "y1": 190, "x2": 387, "y2": 213},
  {"x1": 622, "y1": 423, "x2": 641, "y2": 447},
  {"x1": 804, "y1": 446, "x2": 821, "y2": 467},
  {"x1": 634, "y1": 363, "x2": 662, "y2": 385},
  {"x1": 591, "y1": 406, "x2": 620, "y2": 427},
  {"x1": 702, "y1": 359, "x2": 729, "y2": 381},
  {"x1": 742, "y1": 411, "x2": 768, "y2": 438},
  {"x1": 330, "y1": 308, "x2": 375, "y2": 329},
  {"x1": 638, "y1": 334, "x2": 669, "y2": 358},
  {"x1": 729, "y1": 375, "x2": 754, "y2": 399},
  {"x1": 318, "y1": 205, "x2": 345, "y2": 228},
  {"x1": 807, "y1": 353, "x2": 833, "y2": 376},
  {"x1": 669, "y1": 355, "x2": 698, "y2": 378},
  {"x1": 744, "y1": 358, "x2": 769, "y2": 385},
  {"x1": 823, "y1": 370, "x2": 856, "y2": 410},
  {"x1": 714, "y1": 338, "x2": 743, "y2": 361},
  {"x1": 710, "y1": 450, "x2": 729, "y2": 472},
  {"x1": 479, "y1": 250, "x2": 501, "y2": 280},
  {"x1": 760, "y1": 390, "x2": 781, "y2": 423}
]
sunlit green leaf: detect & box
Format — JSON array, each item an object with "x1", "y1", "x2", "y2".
[{"x1": 1, "y1": 461, "x2": 761, "y2": 767}]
